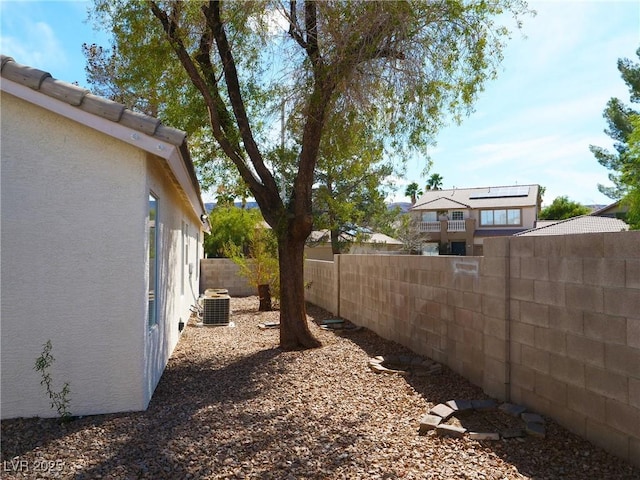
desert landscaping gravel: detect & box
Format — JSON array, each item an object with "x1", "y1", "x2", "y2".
[{"x1": 2, "y1": 296, "x2": 638, "y2": 479}]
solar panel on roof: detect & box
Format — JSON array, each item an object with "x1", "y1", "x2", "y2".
[{"x1": 469, "y1": 186, "x2": 530, "y2": 199}]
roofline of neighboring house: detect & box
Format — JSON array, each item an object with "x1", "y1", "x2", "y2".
[
  {"x1": 412, "y1": 184, "x2": 540, "y2": 210},
  {"x1": 412, "y1": 197, "x2": 472, "y2": 209},
  {"x1": 0, "y1": 55, "x2": 210, "y2": 232},
  {"x1": 589, "y1": 200, "x2": 622, "y2": 216},
  {"x1": 513, "y1": 214, "x2": 629, "y2": 236}
]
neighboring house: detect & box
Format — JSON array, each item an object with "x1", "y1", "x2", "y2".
[
  {"x1": 1, "y1": 55, "x2": 209, "y2": 419},
  {"x1": 516, "y1": 199, "x2": 630, "y2": 236},
  {"x1": 305, "y1": 230, "x2": 403, "y2": 261},
  {"x1": 590, "y1": 200, "x2": 629, "y2": 219},
  {"x1": 411, "y1": 184, "x2": 540, "y2": 256},
  {"x1": 516, "y1": 215, "x2": 629, "y2": 236}
]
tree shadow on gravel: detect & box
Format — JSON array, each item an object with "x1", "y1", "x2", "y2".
[{"x1": 1, "y1": 340, "x2": 363, "y2": 479}]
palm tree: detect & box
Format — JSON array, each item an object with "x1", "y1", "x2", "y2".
[
  {"x1": 405, "y1": 182, "x2": 423, "y2": 204},
  {"x1": 426, "y1": 173, "x2": 444, "y2": 190}
]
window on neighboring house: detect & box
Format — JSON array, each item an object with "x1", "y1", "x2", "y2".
[
  {"x1": 480, "y1": 208, "x2": 521, "y2": 226},
  {"x1": 148, "y1": 193, "x2": 159, "y2": 327},
  {"x1": 421, "y1": 211, "x2": 437, "y2": 222},
  {"x1": 451, "y1": 211, "x2": 464, "y2": 220}
]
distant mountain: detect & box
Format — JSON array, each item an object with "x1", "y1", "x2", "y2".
[
  {"x1": 388, "y1": 202, "x2": 413, "y2": 213},
  {"x1": 585, "y1": 204, "x2": 607, "y2": 213}
]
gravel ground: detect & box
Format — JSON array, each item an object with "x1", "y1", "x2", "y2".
[{"x1": 2, "y1": 296, "x2": 638, "y2": 479}]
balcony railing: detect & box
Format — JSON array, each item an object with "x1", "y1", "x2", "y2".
[
  {"x1": 418, "y1": 221, "x2": 442, "y2": 232},
  {"x1": 448, "y1": 220, "x2": 466, "y2": 232},
  {"x1": 418, "y1": 220, "x2": 467, "y2": 232}
]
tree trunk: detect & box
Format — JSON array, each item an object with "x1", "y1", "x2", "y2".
[
  {"x1": 257, "y1": 284, "x2": 272, "y2": 311},
  {"x1": 277, "y1": 230, "x2": 322, "y2": 350},
  {"x1": 330, "y1": 228, "x2": 341, "y2": 255}
]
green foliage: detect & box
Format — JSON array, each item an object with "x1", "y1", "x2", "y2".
[
  {"x1": 312, "y1": 112, "x2": 398, "y2": 253},
  {"x1": 204, "y1": 207, "x2": 262, "y2": 258},
  {"x1": 590, "y1": 47, "x2": 640, "y2": 227},
  {"x1": 623, "y1": 114, "x2": 640, "y2": 228},
  {"x1": 539, "y1": 196, "x2": 591, "y2": 220},
  {"x1": 34, "y1": 340, "x2": 72, "y2": 421},
  {"x1": 395, "y1": 214, "x2": 429, "y2": 254},
  {"x1": 224, "y1": 227, "x2": 280, "y2": 300},
  {"x1": 405, "y1": 182, "x2": 423, "y2": 204},
  {"x1": 426, "y1": 173, "x2": 444, "y2": 191},
  {"x1": 87, "y1": 0, "x2": 531, "y2": 210},
  {"x1": 86, "y1": 0, "x2": 532, "y2": 347}
]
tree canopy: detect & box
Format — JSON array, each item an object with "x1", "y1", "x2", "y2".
[
  {"x1": 590, "y1": 47, "x2": 640, "y2": 228},
  {"x1": 88, "y1": 0, "x2": 531, "y2": 349},
  {"x1": 204, "y1": 206, "x2": 263, "y2": 258},
  {"x1": 538, "y1": 196, "x2": 591, "y2": 221}
]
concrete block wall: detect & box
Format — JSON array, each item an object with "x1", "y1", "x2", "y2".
[
  {"x1": 304, "y1": 231, "x2": 639, "y2": 467},
  {"x1": 200, "y1": 258, "x2": 255, "y2": 296},
  {"x1": 304, "y1": 257, "x2": 339, "y2": 316},
  {"x1": 336, "y1": 252, "x2": 510, "y2": 400},
  {"x1": 507, "y1": 233, "x2": 639, "y2": 465}
]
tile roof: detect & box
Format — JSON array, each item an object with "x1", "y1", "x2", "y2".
[
  {"x1": 0, "y1": 55, "x2": 187, "y2": 145},
  {"x1": 307, "y1": 230, "x2": 402, "y2": 245},
  {"x1": 515, "y1": 215, "x2": 629, "y2": 236},
  {"x1": 412, "y1": 184, "x2": 540, "y2": 211},
  {"x1": 0, "y1": 54, "x2": 208, "y2": 226}
]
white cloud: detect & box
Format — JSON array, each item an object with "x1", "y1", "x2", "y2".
[{"x1": 0, "y1": 14, "x2": 68, "y2": 73}]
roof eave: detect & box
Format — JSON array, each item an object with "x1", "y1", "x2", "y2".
[{"x1": 2, "y1": 77, "x2": 210, "y2": 232}]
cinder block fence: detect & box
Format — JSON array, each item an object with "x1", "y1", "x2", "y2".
[
  {"x1": 304, "y1": 232, "x2": 639, "y2": 467},
  {"x1": 200, "y1": 258, "x2": 255, "y2": 297}
]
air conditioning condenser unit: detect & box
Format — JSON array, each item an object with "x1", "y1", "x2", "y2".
[{"x1": 202, "y1": 294, "x2": 230, "y2": 326}]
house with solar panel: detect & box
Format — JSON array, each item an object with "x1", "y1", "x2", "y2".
[{"x1": 411, "y1": 184, "x2": 541, "y2": 256}]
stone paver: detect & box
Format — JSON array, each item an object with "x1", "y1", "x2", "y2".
[
  {"x1": 446, "y1": 399, "x2": 474, "y2": 412},
  {"x1": 418, "y1": 414, "x2": 442, "y2": 434},
  {"x1": 471, "y1": 399, "x2": 498, "y2": 411},
  {"x1": 499, "y1": 402, "x2": 527, "y2": 417},
  {"x1": 468, "y1": 432, "x2": 500, "y2": 441},
  {"x1": 436, "y1": 424, "x2": 467, "y2": 438},
  {"x1": 521, "y1": 412, "x2": 545, "y2": 424},
  {"x1": 368, "y1": 354, "x2": 441, "y2": 377},
  {"x1": 501, "y1": 428, "x2": 526, "y2": 439},
  {"x1": 429, "y1": 403, "x2": 455, "y2": 421},
  {"x1": 526, "y1": 422, "x2": 546, "y2": 438}
]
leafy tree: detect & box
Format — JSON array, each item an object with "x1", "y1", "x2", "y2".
[
  {"x1": 539, "y1": 196, "x2": 591, "y2": 221},
  {"x1": 204, "y1": 206, "x2": 262, "y2": 257},
  {"x1": 313, "y1": 113, "x2": 397, "y2": 254},
  {"x1": 89, "y1": 0, "x2": 530, "y2": 350},
  {"x1": 623, "y1": 114, "x2": 640, "y2": 228},
  {"x1": 224, "y1": 226, "x2": 280, "y2": 311},
  {"x1": 405, "y1": 182, "x2": 423, "y2": 204},
  {"x1": 590, "y1": 47, "x2": 640, "y2": 222},
  {"x1": 395, "y1": 214, "x2": 428, "y2": 254},
  {"x1": 426, "y1": 173, "x2": 444, "y2": 190}
]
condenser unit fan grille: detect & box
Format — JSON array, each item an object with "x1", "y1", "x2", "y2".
[{"x1": 202, "y1": 295, "x2": 230, "y2": 325}]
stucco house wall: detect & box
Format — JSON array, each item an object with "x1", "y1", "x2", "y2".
[{"x1": 1, "y1": 56, "x2": 207, "y2": 419}]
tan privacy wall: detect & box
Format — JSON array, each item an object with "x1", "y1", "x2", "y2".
[
  {"x1": 304, "y1": 232, "x2": 639, "y2": 467},
  {"x1": 200, "y1": 259, "x2": 255, "y2": 296}
]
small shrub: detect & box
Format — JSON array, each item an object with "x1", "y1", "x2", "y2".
[{"x1": 34, "y1": 340, "x2": 72, "y2": 421}]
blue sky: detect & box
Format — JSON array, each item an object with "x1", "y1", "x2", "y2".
[{"x1": 1, "y1": 0, "x2": 638, "y2": 206}]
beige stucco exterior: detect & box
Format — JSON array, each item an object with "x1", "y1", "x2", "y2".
[{"x1": 1, "y1": 86, "x2": 203, "y2": 418}]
